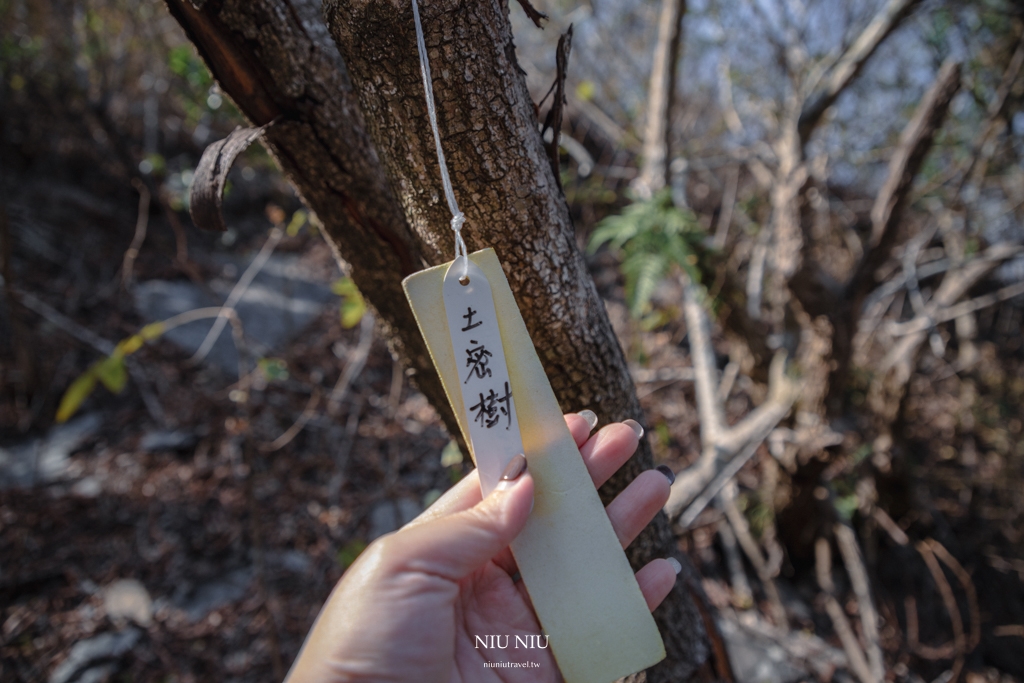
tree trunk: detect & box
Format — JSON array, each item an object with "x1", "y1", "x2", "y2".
[
  {"x1": 163, "y1": 0, "x2": 462, "y2": 439},
  {"x1": 323, "y1": 1, "x2": 712, "y2": 678}
]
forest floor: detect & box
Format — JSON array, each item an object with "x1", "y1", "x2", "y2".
[{"x1": 2, "y1": 167, "x2": 1024, "y2": 683}]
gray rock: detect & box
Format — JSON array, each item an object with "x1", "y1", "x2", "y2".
[
  {"x1": 0, "y1": 414, "x2": 102, "y2": 490},
  {"x1": 48, "y1": 628, "x2": 140, "y2": 683},
  {"x1": 174, "y1": 567, "x2": 253, "y2": 622},
  {"x1": 718, "y1": 618, "x2": 809, "y2": 683},
  {"x1": 102, "y1": 579, "x2": 153, "y2": 627},
  {"x1": 133, "y1": 253, "x2": 335, "y2": 376},
  {"x1": 139, "y1": 429, "x2": 197, "y2": 452}
]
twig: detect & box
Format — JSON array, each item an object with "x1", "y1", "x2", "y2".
[
  {"x1": 798, "y1": 0, "x2": 922, "y2": 139},
  {"x1": 4, "y1": 282, "x2": 170, "y2": 424},
  {"x1": 713, "y1": 165, "x2": 739, "y2": 249},
  {"x1": 539, "y1": 28, "x2": 573, "y2": 192},
  {"x1": 189, "y1": 227, "x2": 283, "y2": 365},
  {"x1": 917, "y1": 540, "x2": 966, "y2": 678},
  {"x1": 121, "y1": 178, "x2": 151, "y2": 290},
  {"x1": 327, "y1": 313, "x2": 375, "y2": 418},
  {"x1": 835, "y1": 523, "x2": 884, "y2": 682},
  {"x1": 716, "y1": 514, "x2": 754, "y2": 609},
  {"x1": 885, "y1": 279, "x2": 1024, "y2": 337},
  {"x1": 513, "y1": 0, "x2": 547, "y2": 28},
  {"x1": 993, "y1": 625, "x2": 1024, "y2": 638},
  {"x1": 853, "y1": 60, "x2": 961, "y2": 297},
  {"x1": 816, "y1": 537, "x2": 876, "y2": 683},
  {"x1": 871, "y1": 507, "x2": 909, "y2": 546},
  {"x1": 259, "y1": 388, "x2": 322, "y2": 453},
  {"x1": 720, "y1": 483, "x2": 787, "y2": 627},
  {"x1": 926, "y1": 539, "x2": 980, "y2": 651},
  {"x1": 678, "y1": 434, "x2": 764, "y2": 528}
]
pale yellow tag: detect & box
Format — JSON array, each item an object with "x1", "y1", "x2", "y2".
[{"x1": 403, "y1": 248, "x2": 665, "y2": 683}]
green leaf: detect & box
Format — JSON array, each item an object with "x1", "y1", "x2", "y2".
[
  {"x1": 337, "y1": 539, "x2": 367, "y2": 569},
  {"x1": 56, "y1": 373, "x2": 98, "y2": 423},
  {"x1": 116, "y1": 334, "x2": 145, "y2": 356},
  {"x1": 286, "y1": 210, "x2": 308, "y2": 237},
  {"x1": 140, "y1": 322, "x2": 165, "y2": 341},
  {"x1": 440, "y1": 440, "x2": 464, "y2": 467},
  {"x1": 340, "y1": 297, "x2": 366, "y2": 329},
  {"x1": 257, "y1": 357, "x2": 289, "y2": 382},
  {"x1": 94, "y1": 356, "x2": 128, "y2": 393}
]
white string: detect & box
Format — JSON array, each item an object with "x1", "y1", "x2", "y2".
[{"x1": 411, "y1": 0, "x2": 468, "y2": 262}]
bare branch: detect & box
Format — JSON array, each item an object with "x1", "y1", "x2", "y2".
[
  {"x1": 799, "y1": 0, "x2": 922, "y2": 139},
  {"x1": 682, "y1": 279, "x2": 725, "y2": 439},
  {"x1": 834, "y1": 524, "x2": 884, "y2": 682},
  {"x1": 632, "y1": 0, "x2": 687, "y2": 199},
  {"x1": 816, "y1": 538, "x2": 876, "y2": 683},
  {"x1": 854, "y1": 60, "x2": 961, "y2": 295}
]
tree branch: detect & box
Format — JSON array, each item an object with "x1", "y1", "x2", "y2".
[
  {"x1": 632, "y1": 0, "x2": 687, "y2": 199},
  {"x1": 798, "y1": 0, "x2": 922, "y2": 140},
  {"x1": 852, "y1": 59, "x2": 961, "y2": 299}
]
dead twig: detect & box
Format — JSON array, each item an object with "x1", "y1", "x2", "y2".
[
  {"x1": 916, "y1": 540, "x2": 966, "y2": 680},
  {"x1": 926, "y1": 539, "x2": 980, "y2": 651},
  {"x1": 816, "y1": 537, "x2": 876, "y2": 683},
  {"x1": 720, "y1": 483, "x2": 788, "y2": 627},
  {"x1": 327, "y1": 313, "x2": 375, "y2": 418},
  {"x1": 260, "y1": 388, "x2": 322, "y2": 453},
  {"x1": 799, "y1": 0, "x2": 922, "y2": 139},
  {"x1": 834, "y1": 523, "x2": 884, "y2": 682},
  {"x1": 538, "y1": 27, "x2": 572, "y2": 191},
  {"x1": 189, "y1": 227, "x2": 283, "y2": 365},
  {"x1": 120, "y1": 178, "x2": 151, "y2": 290}
]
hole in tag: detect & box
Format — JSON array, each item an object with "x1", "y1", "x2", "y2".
[{"x1": 459, "y1": 275, "x2": 470, "y2": 286}]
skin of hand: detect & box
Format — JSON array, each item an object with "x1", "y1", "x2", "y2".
[{"x1": 285, "y1": 413, "x2": 679, "y2": 683}]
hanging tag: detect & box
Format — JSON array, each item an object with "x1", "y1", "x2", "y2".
[{"x1": 442, "y1": 257, "x2": 524, "y2": 495}]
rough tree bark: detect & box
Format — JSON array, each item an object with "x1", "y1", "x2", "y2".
[
  {"x1": 162, "y1": 0, "x2": 465, "y2": 437},
  {"x1": 166, "y1": 0, "x2": 716, "y2": 679}
]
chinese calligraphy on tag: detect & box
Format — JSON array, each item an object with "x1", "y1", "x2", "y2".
[{"x1": 456, "y1": 306, "x2": 514, "y2": 430}]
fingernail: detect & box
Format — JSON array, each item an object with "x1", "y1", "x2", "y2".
[
  {"x1": 656, "y1": 465, "x2": 675, "y2": 485},
  {"x1": 623, "y1": 419, "x2": 645, "y2": 439},
  {"x1": 577, "y1": 409, "x2": 598, "y2": 430},
  {"x1": 496, "y1": 454, "x2": 527, "y2": 491},
  {"x1": 667, "y1": 557, "x2": 682, "y2": 575}
]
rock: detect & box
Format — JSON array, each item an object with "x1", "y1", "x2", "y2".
[
  {"x1": 368, "y1": 497, "x2": 423, "y2": 540},
  {"x1": 48, "y1": 628, "x2": 140, "y2": 683},
  {"x1": 0, "y1": 414, "x2": 102, "y2": 490},
  {"x1": 139, "y1": 429, "x2": 197, "y2": 452},
  {"x1": 174, "y1": 567, "x2": 253, "y2": 623},
  {"x1": 102, "y1": 579, "x2": 153, "y2": 627},
  {"x1": 717, "y1": 618, "x2": 809, "y2": 683},
  {"x1": 133, "y1": 253, "x2": 335, "y2": 376},
  {"x1": 70, "y1": 477, "x2": 102, "y2": 498}
]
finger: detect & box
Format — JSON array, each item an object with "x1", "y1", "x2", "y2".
[
  {"x1": 404, "y1": 470, "x2": 482, "y2": 528},
  {"x1": 579, "y1": 421, "x2": 642, "y2": 488},
  {"x1": 388, "y1": 458, "x2": 534, "y2": 581},
  {"x1": 605, "y1": 469, "x2": 673, "y2": 548},
  {"x1": 636, "y1": 558, "x2": 681, "y2": 612},
  {"x1": 565, "y1": 411, "x2": 598, "y2": 448}
]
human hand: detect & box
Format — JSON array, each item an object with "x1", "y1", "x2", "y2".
[{"x1": 285, "y1": 412, "x2": 679, "y2": 683}]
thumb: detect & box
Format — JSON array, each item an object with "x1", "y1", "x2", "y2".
[{"x1": 389, "y1": 454, "x2": 533, "y2": 581}]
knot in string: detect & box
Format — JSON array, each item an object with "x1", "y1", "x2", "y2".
[{"x1": 411, "y1": 0, "x2": 467, "y2": 263}]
